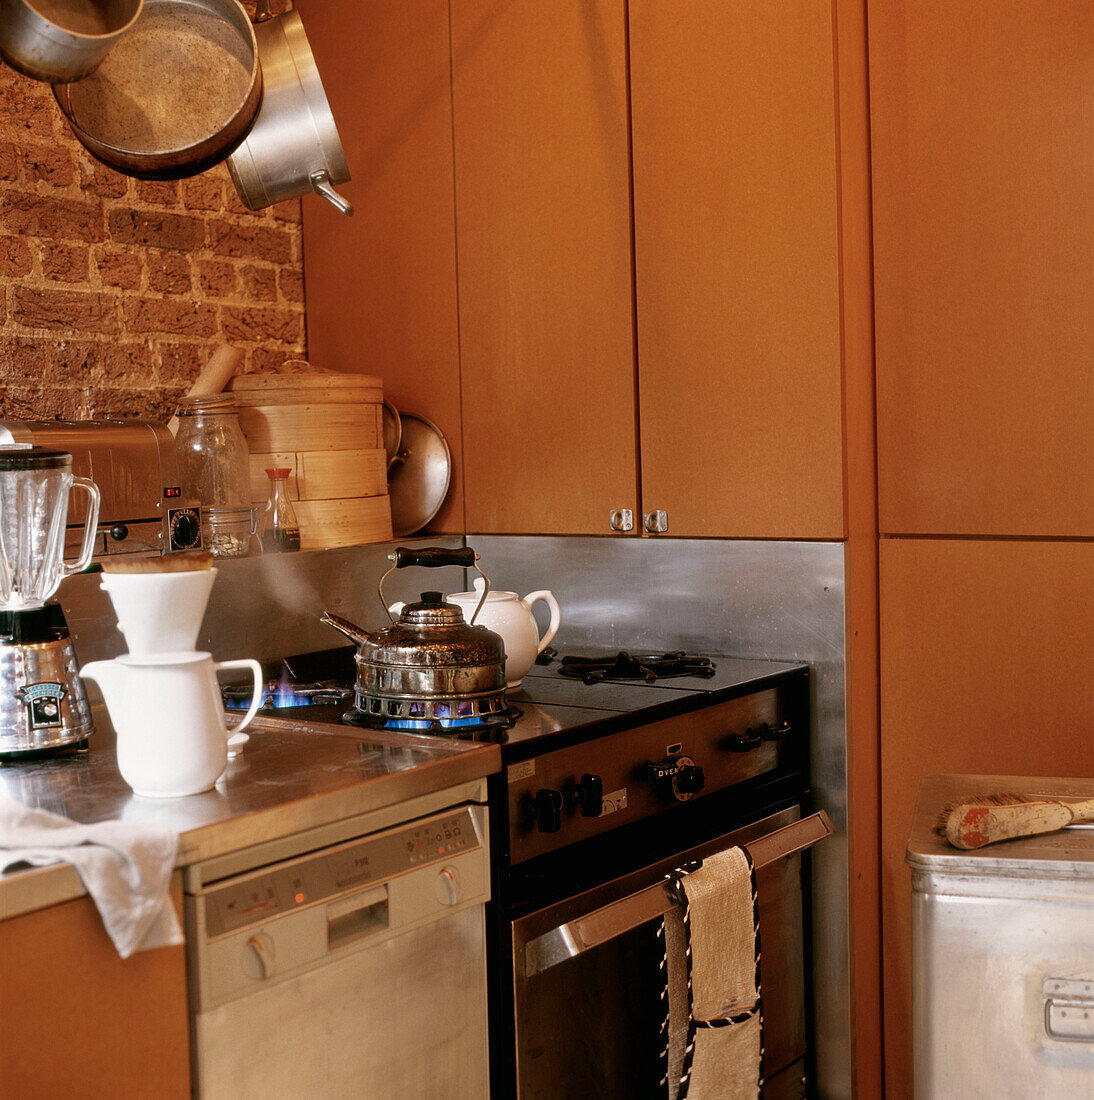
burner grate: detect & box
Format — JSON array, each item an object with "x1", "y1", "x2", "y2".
[
  {"x1": 558, "y1": 651, "x2": 716, "y2": 684},
  {"x1": 222, "y1": 677, "x2": 353, "y2": 711},
  {"x1": 342, "y1": 690, "x2": 520, "y2": 737}
]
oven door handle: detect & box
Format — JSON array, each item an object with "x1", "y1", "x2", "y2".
[{"x1": 520, "y1": 810, "x2": 833, "y2": 980}]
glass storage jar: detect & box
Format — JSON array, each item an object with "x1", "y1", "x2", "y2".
[{"x1": 174, "y1": 394, "x2": 254, "y2": 558}]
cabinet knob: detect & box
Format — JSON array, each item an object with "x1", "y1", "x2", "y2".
[
  {"x1": 609, "y1": 508, "x2": 633, "y2": 533},
  {"x1": 643, "y1": 510, "x2": 668, "y2": 534}
]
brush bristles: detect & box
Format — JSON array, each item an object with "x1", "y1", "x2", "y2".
[{"x1": 933, "y1": 793, "x2": 1032, "y2": 838}]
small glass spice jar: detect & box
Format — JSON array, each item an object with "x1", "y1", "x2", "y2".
[
  {"x1": 259, "y1": 468, "x2": 301, "y2": 552},
  {"x1": 174, "y1": 393, "x2": 254, "y2": 558}
]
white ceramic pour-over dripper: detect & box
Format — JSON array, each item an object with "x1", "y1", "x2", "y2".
[
  {"x1": 0, "y1": 454, "x2": 100, "y2": 612},
  {"x1": 99, "y1": 568, "x2": 217, "y2": 657}
]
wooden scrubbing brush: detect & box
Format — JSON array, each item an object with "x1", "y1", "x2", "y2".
[{"x1": 937, "y1": 793, "x2": 1094, "y2": 850}]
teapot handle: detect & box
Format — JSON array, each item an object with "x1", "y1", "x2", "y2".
[{"x1": 522, "y1": 591, "x2": 561, "y2": 653}]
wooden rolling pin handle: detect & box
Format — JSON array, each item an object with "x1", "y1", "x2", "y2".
[{"x1": 167, "y1": 345, "x2": 244, "y2": 435}]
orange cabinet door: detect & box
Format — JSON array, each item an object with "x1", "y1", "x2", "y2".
[
  {"x1": 870, "y1": 0, "x2": 1094, "y2": 537},
  {"x1": 0, "y1": 883, "x2": 191, "y2": 1097},
  {"x1": 299, "y1": 0, "x2": 466, "y2": 532},
  {"x1": 878, "y1": 537, "x2": 1094, "y2": 1098},
  {"x1": 629, "y1": 0, "x2": 845, "y2": 540},
  {"x1": 450, "y1": 0, "x2": 638, "y2": 535}
]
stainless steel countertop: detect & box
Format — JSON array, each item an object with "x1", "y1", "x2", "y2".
[{"x1": 0, "y1": 707, "x2": 501, "y2": 919}]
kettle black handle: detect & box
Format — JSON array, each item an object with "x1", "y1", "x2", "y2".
[
  {"x1": 392, "y1": 546, "x2": 476, "y2": 569},
  {"x1": 380, "y1": 546, "x2": 490, "y2": 625}
]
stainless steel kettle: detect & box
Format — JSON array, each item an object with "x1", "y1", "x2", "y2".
[{"x1": 321, "y1": 547, "x2": 511, "y2": 730}]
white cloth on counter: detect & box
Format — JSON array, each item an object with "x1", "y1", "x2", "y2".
[{"x1": 0, "y1": 793, "x2": 181, "y2": 958}]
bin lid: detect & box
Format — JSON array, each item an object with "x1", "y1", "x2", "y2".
[{"x1": 907, "y1": 774, "x2": 1094, "y2": 879}]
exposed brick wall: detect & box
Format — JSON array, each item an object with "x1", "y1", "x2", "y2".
[{"x1": 0, "y1": 31, "x2": 306, "y2": 424}]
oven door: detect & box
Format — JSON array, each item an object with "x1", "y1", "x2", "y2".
[{"x1": 510, "y1": 808, "x2": 831, "y2": 1100}]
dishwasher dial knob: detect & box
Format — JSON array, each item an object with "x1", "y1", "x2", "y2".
[
  {"x1": 529, "y1": 788, "x2": 563, "y2": 833},
  {"x1": 435, "y1": 866, "x2": 460, "y2": 906},
  {"x1": 243, "y1": 932, "x2": 276, "y2": 981},
  {"x1": 571, "y1": 774, "x2": 604, "y2": 817},
  {"x1": 672, "y1": 757, "x2": 705, "y2": 799}
]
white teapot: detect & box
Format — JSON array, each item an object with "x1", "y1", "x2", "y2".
[
  {"x1": 80, "y1": 652, "x2": 262, "y2": 798},
  {"x1": 444, "y1": 579, "x2": 561, "y2": 688}
]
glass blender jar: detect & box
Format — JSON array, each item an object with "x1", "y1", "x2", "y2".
[{"x1": 0, "y1": 447, "x2": 101, "y2": 755}]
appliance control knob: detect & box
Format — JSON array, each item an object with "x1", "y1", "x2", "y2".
[
  {"x1": 530, "y1": 788, "x2": 563, "y2": 833},
  {"x1": 572, "y1": 774, "x2": 604, "y2": 817},
  {"x1": 673, "y1": 758, "x2": 705, "y2": 797},
  {"x1": 435, "y1": 866, "x2": 460, "y2": 906},
  {"x1": 109, "y1": 523, "x2": 129, "y2": 542},
  {"x1": 728, "y1": 728, "x2": 763, "y2": 752},
  {"x1": 244, "y1": 932, "x2": 276, "y2": 981},
  {"x1": 644, "y1": 759, "x2": 681, "y2": 799},
  {"x1": 760, "y1": 720, "x2": 792, "y2": 741}
]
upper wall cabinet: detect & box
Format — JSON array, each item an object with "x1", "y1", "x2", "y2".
[
  {"x1": 629, "y1": 0, "x2": 845, "y2": 540},
  {"x1": 870, "y1": 0, "x2": 1094, "y2": 537},
  {"x1": 299, "y1": 0, "x2": 466, "y2": 532},
  {"x1": 450, "y1": 0, "x2": 638, "y2": 535}
]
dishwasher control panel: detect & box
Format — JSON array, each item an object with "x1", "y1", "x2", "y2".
[{"x1": 202, "y1": 806, "x2": 481, "y2": 940}]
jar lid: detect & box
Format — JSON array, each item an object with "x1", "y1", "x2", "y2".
[
  {"x1": 0, "y1": 446, "x2": 72, "y2": 471},
  {"x1": 176, "y1": 393, "x2": 238, "y2": 414},
  {"x1": 265, "y1": 468, "x2": 291, "y2": 479}
]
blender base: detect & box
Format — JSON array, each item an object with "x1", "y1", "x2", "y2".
[{"x1": 0, "y1": 602, "x2": 95, "y2": 758}]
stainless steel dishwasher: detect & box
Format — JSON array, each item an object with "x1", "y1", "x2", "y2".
[{"x1": 184, "y1": 785, "x2": 491, "y2": 1098}]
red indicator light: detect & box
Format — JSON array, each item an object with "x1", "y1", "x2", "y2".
[{"x1": 294, "y1": 892, "x2": 306, "y2": 904}]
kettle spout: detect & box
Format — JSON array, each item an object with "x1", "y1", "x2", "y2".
[{"x1": 320, "y1": 611, "x2": 372, "y2": 647}]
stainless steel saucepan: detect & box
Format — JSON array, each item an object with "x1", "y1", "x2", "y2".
[
  {"x1": 0, "y1": 0, "x2": 143, "y2": 83},
  {"x1": 226, "y1": 0, "x2": 352, "y2": 214}
]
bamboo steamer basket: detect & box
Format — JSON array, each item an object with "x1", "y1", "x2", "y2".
[
  {"x1": 247, "y1": 448, "x2": 387, "y2": 503},
  {"x1": 231, "y1": 370, "x2": 391, "y2": 549}
]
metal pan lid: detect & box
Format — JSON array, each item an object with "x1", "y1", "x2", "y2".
[{"x1": 387, "y1": 412, "x2": 451, "y2": 538}]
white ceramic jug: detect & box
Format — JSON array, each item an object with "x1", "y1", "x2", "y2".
[
  {"x1": 80, "y1": 652, "x2": 263, "y2": 798},
  {"x1": 444, "y1": 579, "x2": 561, "y2": 688}
]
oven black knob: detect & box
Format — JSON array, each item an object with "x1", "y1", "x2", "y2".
[
  {"x1": 728, "y1": 728, "x2": 763, "y2": 752},
  {"x1": 674, "y1": 761, "x2": 705, "y2": 795},
  {"x1": 760, "y1": 720, "x2": 792, "y2": 741},
  {"x1": 530, "y1": 788, "x2": 563, "y2": 833},
  {"x1": 572, "y1": 774, "x2": 603, "y2": 817},
  {"x1": 644, "y1": 760, "x2": 677, "y2": 797}
]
